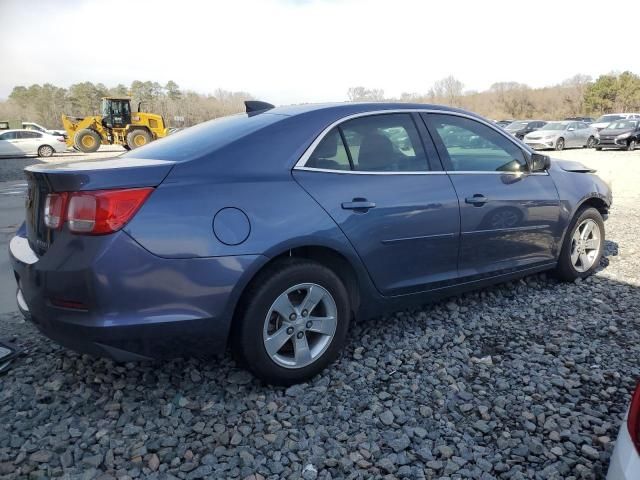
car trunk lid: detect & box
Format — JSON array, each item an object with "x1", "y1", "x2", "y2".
[{"x1": 23, "y1": 156, "x2": 175, "y2": 256}]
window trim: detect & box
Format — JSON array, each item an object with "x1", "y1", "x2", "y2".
[{"x1": 294, "y1": 109, "x2": 543, "y2": 175}]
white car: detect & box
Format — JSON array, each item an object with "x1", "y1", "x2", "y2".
[
  {"x1": 0, "y1": 129, "x2": 67, "y2": 158},
  {"x1": 607, "y1": 383, "x2": 640, "y2": 479},
  {"x1": 592, "y1": 113, "x2": 640, "y2": 132}
]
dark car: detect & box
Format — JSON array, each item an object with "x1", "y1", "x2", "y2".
[
  {"x1": 564, "y1": 116, "x2": 595, "y2": 124},
  {"x1": 505, "y1": 120, "x2": 547, "y2": 139},
  {"x1": 9, "y1": 102, "x2": 612, "y2": 385},
  {"x1": 596, "y1": 119, "x2": 640, "y2": 151}
]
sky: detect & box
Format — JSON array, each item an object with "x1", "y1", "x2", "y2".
[{"x1": 0, "y1": 0, "x2": 634, "y2": 105}]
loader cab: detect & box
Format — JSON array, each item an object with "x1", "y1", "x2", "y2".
[{"x1": 101, "y1": 98, "x2": 132, "y2": 129}]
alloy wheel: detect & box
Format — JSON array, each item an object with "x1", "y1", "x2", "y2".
[
  {"x1": 629, "y1": 140, "x2": 637, "y2": 151},
  {"x1": 262, "y1": 283, "x2": 337, "y2": 369},
  {"x1": 570, "y1": 218, "x2": 601, "y2": 273}
]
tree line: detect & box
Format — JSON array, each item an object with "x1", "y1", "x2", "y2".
[
  {"x1": 348, "y1": 71, "x2": 640, "y2": 120},
  {"x1": 1, "y1": 71, "x2": 639, "y2": 129},
  {"x1": 0, "y1": 80, "x2": 253, "y2": 129}
]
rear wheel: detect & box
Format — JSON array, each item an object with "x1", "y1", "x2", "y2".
[
  {"x1": 232, "y1": 259, "x2": 350, "y2": 385},
  {"x1": 37, "y1": 145, "x2": 54, "y2": 158},
  {"x1": 74, "y1": 129, "x2": 101, "y2": 153},
  {"x1": 555, "y1": 207, "x2": 604, "y2": 281},
  {"x1": 126, "y1": 129, "x2": 152, "y2": 149},
  {"x1": 555, "y1": 138, "x2": 565, "y2": 151},
  {"x1": 627, "y1": 139, "x2": 637, "y2": 151}
]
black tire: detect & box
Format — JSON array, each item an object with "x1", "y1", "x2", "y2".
[
  {"x1": 232, "y1": 259, "x2": 351, "y2": 385},
  {"x1": 627, "y1": 139, "x2": 637, "y2": 151},
  {"x1": 126, "y1": 129, "x2": 152, "y2": 149},
  {"x1": 37, "y1": 145, "x2": 54, "y2": 158},
  {"x1": 74, "y1": 129, "x2": 101, "y2": 153},
  {"x1": 586, "y1": 136, "x2": 596, "y2": 149},
  {"x1": 555, "y1": 138, "x2": 565, "y2": 151},
  {"x1": 595, "y1": 146, "x2": 603, "y2": 151},
  {"x1": 555, "y1": 207, "x2": 605, "y2": 281},
  {"x1": 122, "y1": 144, "x2": 131, "y2": 151}
]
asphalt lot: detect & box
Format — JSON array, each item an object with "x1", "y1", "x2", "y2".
[{"x1": 0, "y1": 146, "x2": 639, "y2": 479}]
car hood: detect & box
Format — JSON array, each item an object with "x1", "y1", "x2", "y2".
[
  {"x1": 552, "y1": 159, "x2": 596, "y2": 173},
  {"x1": 598, "y1": 128, "x2": 634, "y2": 136},
  {"x1": 591, "y1": 122, "x2": 612, "y2": 130}
]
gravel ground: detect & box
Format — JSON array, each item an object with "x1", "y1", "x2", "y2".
[{"x1": 1, "y1": 148, "x2": 639, "y2": 480}]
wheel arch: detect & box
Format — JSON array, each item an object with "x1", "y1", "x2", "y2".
[
  {"x1": 231, "y1": 245, "x2": 363, "y2": 327},
  {"x1": 577, "y1": 195, "x2": 609, "y2": 217}
]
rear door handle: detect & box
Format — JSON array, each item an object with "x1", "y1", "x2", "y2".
[
  {"x1": 342, "y1": 198, "x2": 376, "y2": 212},
  {"x1": 465, "y1": 194, "x2": 489, "y2": 206}
]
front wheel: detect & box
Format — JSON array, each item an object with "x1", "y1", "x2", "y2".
[
  {"x1": 555, "y1": 207, "x2": 605, "y2": 281},
  {"x1": 586, "y1": 136, "x2": 597, "y2": 149},
  {"x1": 232, "y1": 259, "x2": 351, "y2": 385},
  {"x1": 555, "y1": 138, "x2": 565, "y2": 151},
  {"x1": 627, "y1": 139, "x2": 637, "y2": 151},
  {"x1": 126, "y1": 129, "x2": 152, "y2": 149}
]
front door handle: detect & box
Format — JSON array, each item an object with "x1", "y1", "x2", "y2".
[
  {"x1": 465, "y1": 194, "x2": 489, "y2": 206},
  {"x1": 342, "y1": 198, "x2": 376, "y2": 212}
]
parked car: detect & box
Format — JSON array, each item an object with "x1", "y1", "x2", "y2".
[
  {"x1": 9, "y1": 102, "x2": 612, "y2": 385},
  {"x1": 495, "y1": 119, "x2": 514, "y2": 128},
  {"x1": 523, "y1": 121, "x2": 598, "y2": 151},
  {"x1": 504, "y1": 120, "x2": 547, "y2": 139},
  {"x1": 606, "y1": 383, "x2": 640, "y2": 479},
  {"x1": 591, "y1": 113, "x2": 640, "y2": 131},
  {"x1": 596, "y1": 120, "x2": 640, "y2": 151},
  {"x1": 564, "y1": 116, "x2": 595, "y2": 124},
  {"x1": 0, "y1": 120, "x2": 66, "y2": 138},
  {"x1": 0, "y1": 129, "x2": 67, "y2": 157}
]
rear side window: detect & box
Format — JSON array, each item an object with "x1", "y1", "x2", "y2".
[
  {"x1": 426, "y1": 113, "x2": 527, "y2": 173},
  {"x1": 305, "y1": 113, "x2": 430, "y2": 172},
  {"x1": 306, "y1": 129, "x2": 351, "y2": 170},
  {"x1": 19, "y1": 131, "x2": 42, "y2": 139},
  {"x1": 0, "y1": 132, "x2": 17, "y2": 140}
]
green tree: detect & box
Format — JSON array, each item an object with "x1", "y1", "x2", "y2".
[
  {"x1": 584, "y1": 72, "x2": 640, "y2": 113},
  {"x1": 165, "y1": 80, "x2": 181, "y2": 100}
]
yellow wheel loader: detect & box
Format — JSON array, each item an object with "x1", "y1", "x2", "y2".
[{"x1": 62, "y1": 97, "x2": 169, "y2": 153}]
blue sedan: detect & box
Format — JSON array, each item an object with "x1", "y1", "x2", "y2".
[{"x1": 9, "y1": 102, "x2": 612, "y2": 385}]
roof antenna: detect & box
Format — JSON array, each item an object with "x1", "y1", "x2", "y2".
[{"x1": 245, "y1": 100, "x2": 275, "y2": 113}]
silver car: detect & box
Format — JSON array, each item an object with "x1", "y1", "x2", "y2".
[{"x1": 523, "y1": 121, "x2": 598, "y2": 151}]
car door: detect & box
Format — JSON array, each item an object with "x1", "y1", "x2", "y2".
[
  {"x1": 293, "y1": 112, "x2": 461, "y2": 296},
  {"x1": 422, "y1": 112, "x2": 562, "y2": 279},
  {"x1": 0, "y1": 131, "x2": 22, "y2": 156},
  {"x1": 566, "y1": 122, "x2": 580, "y2": 147},
  {"x1": 20, "y1": 131, "x2": 42, "y2": 154}
]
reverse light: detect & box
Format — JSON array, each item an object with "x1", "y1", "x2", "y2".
[
  {"x1": 627, "y1": 382, "x2": 640, "y2": 454},
  {"x1": 45, "y1": 188, "x2": 153, "y2": 235},
  {"x1": 44, "y1": 192, "x2": 68, "y2": 229}
]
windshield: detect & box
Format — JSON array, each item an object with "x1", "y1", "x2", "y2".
[
  {"x1": 595, "y1": 114, "x2": 624, "y2": 123},
  {"x1": 607, "y1": 120, "x2": 637, "y2": 130},
  {"x1": 506, "y1": 121, "x2": 528, "y2": 130},
  {"x1": 540, "y1": 122, "x2": 567, "y2": 131}
]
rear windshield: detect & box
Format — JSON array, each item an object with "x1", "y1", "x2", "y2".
[
  {"x1": 541, "y1": 122, "x2": 568, "y2": 130},
  {"x1": 505, "y1": 121, "x2": 528, "y2": 130},
  {"x1": 124, "y1": 112, "x2": 283, "y2": 162}
]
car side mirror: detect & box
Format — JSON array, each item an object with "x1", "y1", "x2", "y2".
[{"x1": 530, "y1": 153, "x2": 551, "y2": 172}]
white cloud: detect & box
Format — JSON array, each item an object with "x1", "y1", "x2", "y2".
[{"x1": 0, "y1": 0, "x2": 636, "y2": 104}]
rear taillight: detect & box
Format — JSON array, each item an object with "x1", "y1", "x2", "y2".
[
  {"x1": 627, "y1": 382, "x2": 640, "y2": 454},
  {"x1": 44, "y1": 188, "x2": 153, "y2": 235},
  {"x1": 44, "y1": 192, "x2": 68, "y2": 229}
]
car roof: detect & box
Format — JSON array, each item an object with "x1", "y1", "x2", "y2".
[{"x1": 266, "y1": 101, "x2": 475, "y2": 118}]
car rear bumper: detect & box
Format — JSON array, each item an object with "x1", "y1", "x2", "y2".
[
  {"x1": 607, "y1": 415, "x2": 640, "y2": 479},
  {"x1": 9, "y1": 228, "x2": 265, "y2": 361}
]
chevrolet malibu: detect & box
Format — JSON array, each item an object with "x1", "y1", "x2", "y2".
[{"x1": 9, "y1": 102, "x2": 612, "y2": 385}]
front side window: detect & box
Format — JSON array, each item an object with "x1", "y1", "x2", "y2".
[
  {"x1": 305, "y1": 113, "x2": 429, "y2": 172},
  {"x1": 427, "y1": 114, "x2": 528, "y2": 173}
]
